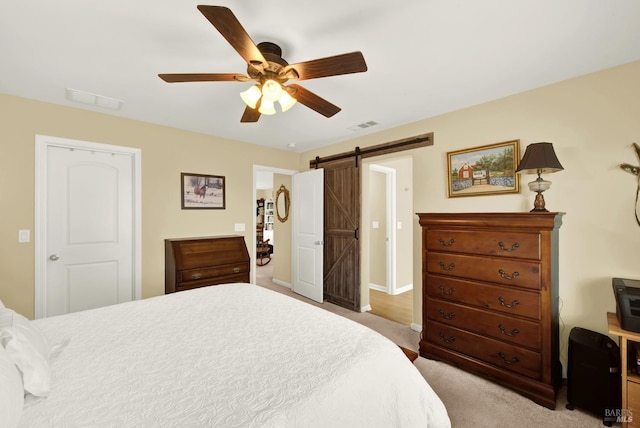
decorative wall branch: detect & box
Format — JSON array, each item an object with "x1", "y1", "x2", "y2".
[{"x1": 619, "y1": 142, "x2": 640, "y2": 226}]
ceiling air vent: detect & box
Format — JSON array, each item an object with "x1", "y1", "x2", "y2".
[
  {"x1": 66, "y1": 88, "x2": 123, "y2": 111},
  {"x1": 348, "y1": 121, "x2": 379, "y2": 132}
]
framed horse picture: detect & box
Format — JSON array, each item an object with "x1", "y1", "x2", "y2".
[{"x1": 181, "y1": 173, "x2": 226, "y2": 209}]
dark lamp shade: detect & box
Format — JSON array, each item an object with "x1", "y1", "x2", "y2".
[{"x1": 515, "y1": 142, "x2": 564, "y2": 174}]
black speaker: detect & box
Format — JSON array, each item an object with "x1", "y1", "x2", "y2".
[{"x1": 566, "y1": 327, "x2": 621, "y2": 426}]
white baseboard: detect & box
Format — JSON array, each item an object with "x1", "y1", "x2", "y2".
[
  {"x1": 411, "y1": 323, "x2": 422, "y2": 333},
  {"x1": 394, "y1": 283, "x2": 413, "y2": 295},
  {"x1": 368, "y1": 283, "x2": 386, "y2": 292},
  {"x1": 360, "y1": 304, "x2": 372, "y2": 313},
  {"x1": 368, "y1": 283, "x2": 413, "y2": 295},
  {"x1": 271, "y1": 278, "x2": 291, "y2": 288}
]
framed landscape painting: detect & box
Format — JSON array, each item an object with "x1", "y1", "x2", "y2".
[
  {"x1": 447, "y1": 140, "x2": 520, "y2": 198},
  {"x1": 181, "y1": 173, "x2": 226, "y2": 209}
]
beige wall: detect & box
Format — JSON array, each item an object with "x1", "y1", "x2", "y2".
[
  {"x1": 2, "y1": 60, "x2": 639, "y2": 373},
  {"x1": 0, "y1": 94, "x2": 300, "y2": 318},
  {"x1": 368, "y1": 169, "x2": 387, "y2": 286},
  {"x1": 300, "y1": 60, "x2": 640, "y2": 372},
  {"x1": 272, "y1": 174, "x2": 292, "y2": 285}
]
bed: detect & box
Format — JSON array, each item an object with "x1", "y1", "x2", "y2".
[{"x1": 1, "y1": 283, "x2": 450, "y2": 427}]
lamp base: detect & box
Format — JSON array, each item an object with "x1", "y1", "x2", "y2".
[{"x1": 530, "y1": 192, "x2": 548, "y2": 212}]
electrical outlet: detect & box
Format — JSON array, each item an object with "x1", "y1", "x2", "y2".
[{"x1": 234, "y1": 223, "x2": 245, "y2": 232}]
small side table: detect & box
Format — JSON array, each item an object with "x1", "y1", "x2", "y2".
[{"x1": 608, "y1": 312, "x2": 640, "y2": 427}]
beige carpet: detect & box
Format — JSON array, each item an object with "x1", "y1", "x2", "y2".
[{"x1": 254, "y1": 273, "x2": 605, "y2": 428}]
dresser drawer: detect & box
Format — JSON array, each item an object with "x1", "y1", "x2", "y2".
[
  {"x1": 426, "y1": 229, "x2": 540, "y2": 260},
  {"x1": 427, "y1": 299, "x2": 541, "y2": 349},
  {"x1": 178, "y1": 262, "x2": 249, "y2": 283},
  {"x1": 427, "y1": 252, "x2": 541, "y2": 290},
  {"x1": 426, "y1": 274, "x2": 541, "y2": 320},
  {"x1": 426, "y1": 321, "x2": 541, "y2": 380},
  {"x1": 176, "y1": 273, "x2": 249, "y2": 291}
]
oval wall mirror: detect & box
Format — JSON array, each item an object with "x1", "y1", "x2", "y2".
[{"x1": 275, "y1": 185, "x2": 290, "y2": 223}]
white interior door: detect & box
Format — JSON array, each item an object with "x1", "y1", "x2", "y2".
[
  {"x1": 292, "y1": 169, "x2": 324, "y2": 303},
  {"x1": 36, "y1": 137, "x2": 140, "y2": 317}
]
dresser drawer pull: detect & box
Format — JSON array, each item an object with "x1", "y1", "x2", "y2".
[
  {"x1": 439, "y1": 262, "x2": 456, "y2": 271},
  {"x1": 232, "y1": 267, "x2": 240, "y2": 273},
  {"x1": 498, "y1": 352, "x2": 520, "y2": 365},
  {"x1": 438, "y1": 332, "x2": 456, "y2": 344},
  {"x1": 498, "y1": 241, "x2": 520, "y2": 252},
  {"x1": 438, "y1": 309, "x2": 456, "y2": 320},
  {"x1": 498, "y1": 296, "x2": 520, "y2": 308},
  {"x1": 498, "y1": 324, "x2": 520, "y2": 337},
  {"x1": 498, "y1": 269, "x2": 519, "y2": 280},
  {"x1": 438, "y1": 238, "x2": 455, "y2": 247},
  {"x1": 438, "y1": 285, "x2": 456, "y2": 295},
  {"x1": 191, "y1": 273, "x2": 202, "y2": 280}
]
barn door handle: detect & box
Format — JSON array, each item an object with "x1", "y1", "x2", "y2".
[{"x1": 354, "y1": 227, "x2": 359, "y2": 240}]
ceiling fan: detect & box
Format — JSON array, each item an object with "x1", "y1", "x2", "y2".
[{"x1": 158, "y1": 5, "x2": 368, "y2": 123}]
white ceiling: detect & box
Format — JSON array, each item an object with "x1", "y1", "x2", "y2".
[{"x1": 2, "y1": 1, "x2": 639, "y2": 153}]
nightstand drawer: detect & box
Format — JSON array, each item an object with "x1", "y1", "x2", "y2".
[
  {"x1": 426, "y1": 229, "x2": 541, "y2": 260},
  {"x1": 427, "y1": 299, "x2": 541, "y2": 349},
  {"x1": 178, "y1": 263, "x2": 249, "y2": 283},
  {"x1": 426, "y1": 321, "x2": 541, "y2": 380},
  {"x1": 426, "y1": 274, "x2": 541, "y2": 320},
  {"x1": 427, "y1": 252, "x2": 541, "y2": 290}
]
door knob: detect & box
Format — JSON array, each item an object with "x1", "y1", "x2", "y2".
[
  {"x1": 314, "y1": 241, "x2": 324, "y2": 245},
  {"x1": 49, "y1": 254, "x2": 60, "y2": 261}
]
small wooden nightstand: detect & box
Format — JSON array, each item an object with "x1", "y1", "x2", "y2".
[{"x1": 608, "y1": 312, "x2": 640, "y2": 427}]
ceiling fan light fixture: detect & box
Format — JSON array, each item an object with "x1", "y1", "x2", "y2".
[
  {"x1": 258, "y1": 98, "x2": 276, "y2": 115},
  {"x1": 278, "y1": 91, "x2": 297, "y2": 112},
  {"x1": 240, "y1": 85, "x2": 261, "y2": 109},
  {"x1": 261, "y1": 79, "x2": 283, "y2": 102}
]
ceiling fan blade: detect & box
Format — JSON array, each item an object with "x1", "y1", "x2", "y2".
[
  {"x1": 197, "y1": 5, "x2": 268, "y2": 69},
  {"x1": 286, "y1": 84, "x2": 341, "y2": 118},
  {"x1": 240, "y1": 106, "x2": 261, "y2": 123},
  {"x1": 158, "y1": 73, "x2": 249, "y2": 83},
  {"x1": 285, "y1": 52, "x2": 367, "y2": 81}
]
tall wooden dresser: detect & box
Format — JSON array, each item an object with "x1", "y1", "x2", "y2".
[
  {"x1": 417, "y1": 212, "x2": 563, "y2": 409},
  {"x1": 165, "y1": 236, "x2": 250, "y2": 294}
]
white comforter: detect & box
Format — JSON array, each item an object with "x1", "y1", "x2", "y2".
[{"x1": 21, "y1": 283, "x2": 450, "y2": 427}]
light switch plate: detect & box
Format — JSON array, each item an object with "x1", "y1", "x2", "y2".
[
  {"x1": 18, "y1": 229, "x2": 30, "y2": 243},
  {"x1": 234, "y1": 223, "x2": 245, "y2": 232}
]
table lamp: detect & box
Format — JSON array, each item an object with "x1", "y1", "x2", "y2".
[{"x1": 515, "y1": 142, "x2": 564, "y2": 212}]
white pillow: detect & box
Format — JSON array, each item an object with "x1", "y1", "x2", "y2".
[
  {"x1": 0, "y1": 309, "x2": 52, "y2": 397},
  {"x1": 0, "y1": 345, "x2": 24, "y2": 428}
]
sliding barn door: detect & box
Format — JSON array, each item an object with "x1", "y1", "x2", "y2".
[{"x1": 323, "y1": 158, "x2": 361, "y2": 311}]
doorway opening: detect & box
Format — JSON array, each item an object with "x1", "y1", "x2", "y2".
[
  {"x1": 364, "y1": 156, "x2": 414, "y2": 326},
  {"x1": 252, "y1": 165, "x2": 295, "y2": 287}
]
